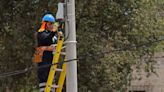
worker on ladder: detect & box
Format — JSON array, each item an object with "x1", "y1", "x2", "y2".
[{"x1": 33, "y1": 13, "x2": 62, "y2": 92}]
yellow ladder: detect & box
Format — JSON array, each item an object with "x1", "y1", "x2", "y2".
[{"x1": 44, "y1": 35, "x2": 66, "y2": 92}]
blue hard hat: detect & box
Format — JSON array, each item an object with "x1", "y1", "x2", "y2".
[{"x1": 42, "y1": 14, "x2": 55, "y2": 22}]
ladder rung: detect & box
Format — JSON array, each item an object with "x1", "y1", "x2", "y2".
[
  {"x1": 56, "y1": 68, "x2": 63, "y2": 72},
  {"x1": 52, "y1": 51, "x2": 66, "y2": 55},
  {"x1": 60, "y1": 52, "x2": 66, "y2": 55},
  {"x1": 51, "y1": 84, "x2": 59, "y2": 88},
  {"x1": 62, "y1": 46, "x2": 66, "y2": 49}
]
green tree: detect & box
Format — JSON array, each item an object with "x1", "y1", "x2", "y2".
[
  {"x1": 0, "y1": 0, "x2": 163, "y2": 92},
  {"x1": 76, "y1": 0, "x2": 164, "y2": 91}
]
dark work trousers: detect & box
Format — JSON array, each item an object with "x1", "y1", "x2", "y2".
[
  {"x1": 38, "y1": 51, "x2": 53, "y2": 83},
  {"x1": 38, "y1": 61, "x2": 51, "y2": 83},
  {"x1": 38, "y1": 61, "x2": 52, "y2": 92}
]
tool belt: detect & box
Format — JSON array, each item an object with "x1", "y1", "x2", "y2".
[{"x1": 33, "y1": 46, "x2": 54, "y2": 63}]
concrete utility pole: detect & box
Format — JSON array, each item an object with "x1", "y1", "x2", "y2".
[{"x1": 65, "y1": 0, "x2": 77, "y2": 92}]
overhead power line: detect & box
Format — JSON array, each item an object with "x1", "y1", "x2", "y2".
[
  {"x1": 0, "y1": 59, "x2": 78, "y2": 78},
  {"x1": 0, "y1": 37, "x2": 163, "y2": 78}
]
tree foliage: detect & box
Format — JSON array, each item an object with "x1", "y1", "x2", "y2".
[
  {"x1": 76, "y1": 0, "x2": 164, "y2": 91},
  {"x1": 0, "y1": 0, "x2": 163, "y2": 92}
]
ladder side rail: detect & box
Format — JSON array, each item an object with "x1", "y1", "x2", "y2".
[
  {"x1": 56, "y1": 58, "x2": 67, "y2": 92},
  {"x1": 45, "y1": 36, "x2": 64, "y2": 92}
]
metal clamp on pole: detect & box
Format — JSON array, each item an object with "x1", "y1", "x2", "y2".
[{"x1": 64, "y1": 41, "x2": 77, "y2": 44}]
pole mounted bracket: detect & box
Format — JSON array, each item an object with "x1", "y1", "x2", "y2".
[{"x1": 64, "y1": 41, "x2": 77, "y2": 44}]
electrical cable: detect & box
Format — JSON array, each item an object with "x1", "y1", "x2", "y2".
[
  {"x1": 63, "y1": 0, "x2": 70, "y2": 41},
  {"x1": 1, "y1": 0, "x2": 164, "y2": 79},
  {"x1": 0, "y1": 37, "x2": 163, "y2": 78},
  {"x1": 80, "y1": 38, "x2": 164, "y2": 57},
  {"x1": 0, "y1": 67, "x2": 32, "y2": 78},
  {"x1": 0, "y1": 37, "x2": 164, "y2": 78},
  {"x1": 0, "y1": 58, "x2": 78, "y2": 78}
]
